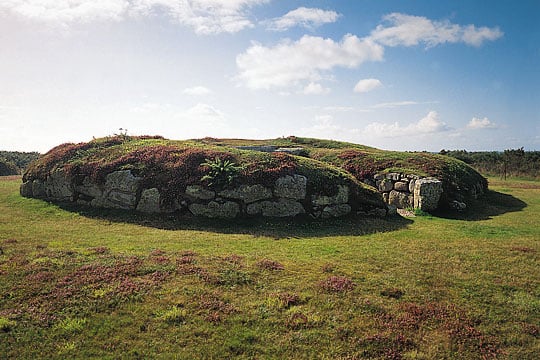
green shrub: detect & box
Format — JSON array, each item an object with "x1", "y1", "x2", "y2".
[{"x1": 201, "y1": 157, "x2": 242, "y2": 188}]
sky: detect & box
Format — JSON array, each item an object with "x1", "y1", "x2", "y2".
[{"x1": 1, "y1": 0, "x2": 539, "y2": 153}]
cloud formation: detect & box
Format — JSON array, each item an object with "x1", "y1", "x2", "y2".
[
  {"x1": 265, "y1": 7, "x2": 339, "y2": 31},
  {"x1": 467, "y1": 117, "x2": 497, "y2": 129},
  {"x1": 0, "y1": 0, "x2": 267, "y2": 34},
  {"x1": 132, "y1": 0, "x2": 268, "y2": 35},
  {"x1": 236, "y1": 34, "x2": 384, "y2": 89},
  {"x1": 370, "y1": 13, "x2": 503, "y2": 47},
  {"x1": 0, "y1": 0, "x2": 129, "y2": 24},
  {"x1": 364, "y1": 111, "x2": 449, "y2": 138},
  {"x1": 302, "y1": 82, "x2": 330, "y2": 95},
  {"x1": 353, "y1": 78, "x2": 382, "y2": 93}
]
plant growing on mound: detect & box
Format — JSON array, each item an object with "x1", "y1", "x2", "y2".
[{"x1": 201, "y1": 157, "x2": 242, "y2": 188}]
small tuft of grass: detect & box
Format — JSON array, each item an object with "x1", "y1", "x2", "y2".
[
  {"x1": 317, "y1": 276, "x2": 356, "y2": 293},
  {"x1": 272, "y1": 292, "x2": 302, "y2": 309},
  {"x1": 55, "y1": 317, "x2": 87, "y2": 334},
  {"x1": 256, "y1": 258, "x2": 284, "y2": 271},
  {"x1": 381, "y1": 288, "x2": 405, "y2": 299},
  {"x1": 0, "y1": 317, "x2": 16, "y2": 332},
  {"x1": 87, "y1": 246, "x2": 109, "y2": 254},
  {"x1": 321, "y1": 263, "x2": 336, "y2": 273},
  {"x1": 218, "y1": 268, "x2": 252, "y2": 287},
  {"x1": 155, "y1": 305, "x2": 186, "y2": 324}
]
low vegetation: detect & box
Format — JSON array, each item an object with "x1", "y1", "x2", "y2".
[
  {"x1": 1, "y1": 175, "x2": 538, "y2": 358},
  {"x1": 0, "y1": 150, "x2": 40, "y2": 176},
  {"x1": 440, "y1": 148, "x2": 540, "y2": 180}
]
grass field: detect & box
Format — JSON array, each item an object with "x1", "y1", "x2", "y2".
[{"x1": 1, "y1": 176, "x2": 538, "y2": 359}]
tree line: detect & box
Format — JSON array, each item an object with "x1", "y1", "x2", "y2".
[
  {"x1": 0, "y1": 151, "x2": 40, "y2": 176},
  {"x1": 439, "y1": 148, "x2": 540, "y2": 179}
]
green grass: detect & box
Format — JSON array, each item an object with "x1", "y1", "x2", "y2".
[{"x1": 1, "y1": 176, "x2": 539, "y2": 359}]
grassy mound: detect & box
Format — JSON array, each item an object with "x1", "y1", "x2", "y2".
[
  {"x1": 23, "y1": 135, "x2": 385, "y2": 210},
  {"x1": 201, "y1": 136, "x2": 488, "y2": 200}
]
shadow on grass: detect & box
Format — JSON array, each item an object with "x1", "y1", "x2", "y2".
[
  {"x1": 56, "y1": 202, "x2": 414, "y2": 238},
  {"x1": 432, "y1": 190, "x2": 527, "y2": 221}
]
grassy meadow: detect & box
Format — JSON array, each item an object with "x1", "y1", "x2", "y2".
[{"x1": 0, "y1": 175, "x2": 538, "y2": 359}]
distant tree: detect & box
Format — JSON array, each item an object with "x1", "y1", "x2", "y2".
[
  {"x1": 0, "y1": 158, "x2": 19, "y2": 176},
  {"x1": 0, "y1": 151, "x2": 40, "y2": 170}
]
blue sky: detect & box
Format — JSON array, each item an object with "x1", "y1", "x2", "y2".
[{"x1": 1, "y1": 0, "x2": 538, "y2": 152}]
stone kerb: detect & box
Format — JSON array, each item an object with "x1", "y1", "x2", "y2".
[
  {"x1": 21, "y1": 170, "x2": 381, "y2": 219},
  {"x1": 368, "y1": 172, "x2": 442, "y2": 211}
]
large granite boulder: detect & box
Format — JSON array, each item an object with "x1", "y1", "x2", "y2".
[
  {"x1": 388, "y1": 190, "x2": 413, "y2": 209},
  {"x1": 92, "y1": 170, "x2": 142, "y2": 210},
  {"x1": 32, "y1": 180, "x2": 47, "y2": 198},
  {"x1": 218, "y1": 184, "x2": 272, "y2": 203},
  {"x1": 136, "y1": 188, "x2": 161, "y2": 213},
  {"x1": 274, "y1": 175, "x2": 307, "y2": 200},
  {"x1": 378, "y1": 179, "x2": 393, "y2": 192},
  {"x1": 74, "y1": 177, "x2": 103, "y2": 199},
  {"x1": 44, "y1": 168, "x2": 73, "y2": 201},
  {"x1": 413, "y1": 178, "x2": 443, "y2": 211}
]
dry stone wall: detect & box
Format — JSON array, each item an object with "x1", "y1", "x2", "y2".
[
  {"x1": 363, "y1": 173, "x2": 444, "y2": 212},
  {"x1": 20, "y1": 169, "x2": 386, "y2": 219}
]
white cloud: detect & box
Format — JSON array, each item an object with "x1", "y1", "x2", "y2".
[
  {"x1": 302, "y1": 82, "x2": 330, "y2": 95},
  {"x1": 131, "y1": 0, "x2": 268, "y2": 35},
  {"x1": 370, "y1": 13, "x2": 503, "y2": 48},
  {"x1": 236, "y1": 34, "x2": 384, "y2": 89},
  {"x1": 467, "y1": 117, "x2": 497, "y2": 129},
  {"x1": 182, "y1": 86, "x2": 212, "y2": 96},
  {"x1": 363, "y1": 111, "x2": 449, "y2": 138},
  {"x1": 353, "y1": 78, "x2": 382, "y2": 93},
  {"x1": 266, "y1": 7, "x2": 340, "y2": 31},
  {"x1": 0, "y1": 0, "x2": 268, "y2": 34},
  {"x1": 0, "y1": 0, "x2": 129, "y2": 24}
]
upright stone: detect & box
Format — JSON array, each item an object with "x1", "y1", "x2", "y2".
[
  {"x1": 378, "y1": 179, "x2": 393, "y2": 192},
  {"x1": 388, "y1": 190, "x2": 413, "y2": 209},
  {"x1": 44, "y1": 168, "x2": 73, "y2": 201},
  {"x1": 274, "y1": 174, "x2": 307, "y2": 200},
  {"x1": 101, "y1": 170, "x2": 142, "y2": 209},
  {"x1": 136, "y1": 188, "x2": 161, "y2": 213},
  {"x1": 413, "y1": 178, "x2": 443, "y2": 211}
]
